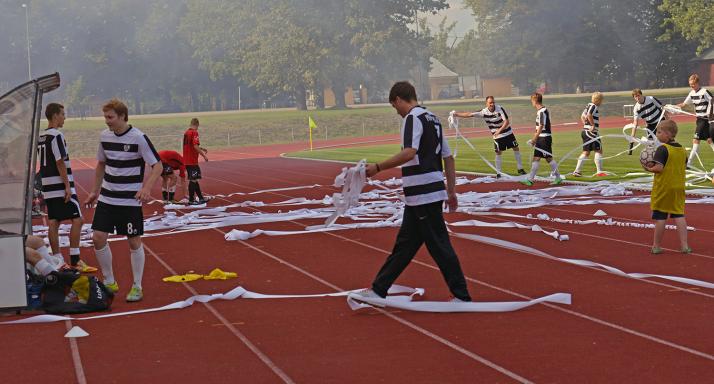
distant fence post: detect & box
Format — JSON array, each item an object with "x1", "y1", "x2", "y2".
[
  {"x1": 362, "y1": 121, "x2": 365, "y2": 136},
  {"x1": 227, "y1": 131, "x2": 231, "y2": 147},
  {"x1": 258, "y1": 129, "x2": 262, "y2": 145}
]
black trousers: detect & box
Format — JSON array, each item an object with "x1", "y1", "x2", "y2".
[{"x1": 372, "y1": 201, "x2": 471, "y2": 301}]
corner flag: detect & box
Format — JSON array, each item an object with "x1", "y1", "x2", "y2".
[{"x1": 308, "y1": 116, "x2": 317, "y2": 150}]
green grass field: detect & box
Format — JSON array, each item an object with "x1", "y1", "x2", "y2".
[
  {"x1": 286, "y1": 122, "x2": 714, "y2": 188},
  {"x1": 59, "y1": 88, "x2": 692, "y2": 157}
]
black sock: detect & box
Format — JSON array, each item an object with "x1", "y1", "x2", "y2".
[
  {"x1": 188, "y1": 182, "x2": 196, "y2": 201},
  {"x1": 162, "y1": 191, "x2": 168, "y2": 200},
  {"x1": 168, "y1": 192, "x2": 175, "y2": 201},
  {"x1": 195, "y1": 183, "x2": 204, "y2": 201},
  {"x1": 70, "y1": 253, "x2": 80, "y2": 266}
]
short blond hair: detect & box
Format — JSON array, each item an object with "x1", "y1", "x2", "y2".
[
  {"x1": 689, "y1": 74, "x2": 700, "y2": 84},
  {"x1": 632, "y1": 88, "x2": 642, "y2": 97},
  {"x1": 190, "y1": 118, "x2": 199, "y2": 126},
  {"x1": 658, "y1": 120, "x2": 678, "y2": 138},
  {"x1": 591, "y1": 92, "x2": 603, "y2": 103},
  {"x1": 530, "y1": 92, "x2": 542, "y2": 104}
]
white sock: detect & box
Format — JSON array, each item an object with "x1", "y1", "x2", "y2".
[
  {"x1": 574, "y1": 154, "x2": 586, "y2": 173},
  {"x1": 514, "y1": 151, "x2": 523, "y2": 169},
  {"x1": 709, "y1": 142, "x2": 714, "y2": 151},
  {"x1": 495, "y1": 154, "x2": 502, "y2": 173},
  {"x1": 37, "y1": 246, "x2": 52, "y2": 262},
  {"x1": 549, "y1": 160, "x2": 560, "y2": 178},
  {"x1": 130, "y1": 245, "x2": 145, "y2": 289},
  {"x1": 528, "y1": 161, "x2": 540, "y2": 180},
  {"x1": 689, "y1": 143, "x2": 700, "y2": 164},
  {"x1": 95, "y1": 244, "x2": 115, "y2": 284},
  {"x1": 35, "y1": 259, "x2": 56, "y2": 276},
  {"x1": 594, "y1": 153, "x2": 603, "y2": 172}
]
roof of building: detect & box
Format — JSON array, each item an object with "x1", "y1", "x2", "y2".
[
  {"x1": 691, "y1": 47, "x2": 714, "y2": 62},
  {"x1": 429, "y1": 58, "x2": 458, "y2": 78}
]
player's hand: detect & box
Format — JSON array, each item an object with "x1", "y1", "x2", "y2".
[
  {"x1": 84, "y1": 191, "x2": 98, "y2": 208},
  {"x1": 446, "y1": 191, "x2": 458, "y2": 212},
  {"x1": 135, "y1": 187, "x2": 153, "y2": 203},
  {"x1": 366, "y1": 163, "x2": 379, "y2": 177},
  {"x1": 527, "y1": 139, "x2": 534, "y2": 147},
  {"x1": 64, "y1": 186, "x2": 72, "y2": 203},
  {"x1": 202, "y1": 154, "x2": 209, "y2": 162}
]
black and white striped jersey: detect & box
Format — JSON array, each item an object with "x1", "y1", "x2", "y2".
[
  {"x1": 471, "y1": 105, "x2": 512, "y2": 138},
  {"x1": 633, "y1": 96, "x2": 664, "y2": 126},
  {"x1": 401, "y1": 106, "x2": 451, "y2": 207},
  {"x1": 536, "y1": 107, "x2": 551, "y2": 137},
  {"x1": 581, "y1": 103, "x2": 599, "y2": 136},
  {"x1": 96, "y1": 126, "x2": 160, "y2": 207},
  {"x1": 683, "y1": 88, "x2": 713, "y2": 119},
  {"x1": 37, "y1": 128, "x2": 76, "y2": 200}
]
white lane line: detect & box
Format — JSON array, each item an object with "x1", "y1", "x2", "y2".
[
  {"x1": 64, "y1": 320, "x2": 87, "y2": 384},
  {"x1": 203, "y1": 169, "x2": 714, "y2": 362},
  {"x1": 205, "y1": 219, "x2": 534, "y2": 384},
  {"x1": 143, "y1": 242, "x2": 295, "y2": 384}
]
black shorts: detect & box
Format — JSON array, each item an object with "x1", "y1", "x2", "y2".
[
  {"x1": 186, "y1": 165, "x2": 202, "y2": 181},
  {"x1": 652, "y1": 210, "x2": 684, "y2": 220},
  {"x1": 694, "y1": 118, "x2": 711, "y2": 141},
  {"x1": 45, "y1": 196, "x2": 82, "y2": 221},
  {"x1": 161, "y1": 163, "x2": 174, "y2": 176},
  {"x1": 91, "y1": 202, "x2": 144, "y2": 237},
  {"x1": 533, "y1": 136, "x2": 553, "y2": 159},
  {"x1": 493, "y1": 133, "x2": 519, "y2": 152},
  {"x1": 581, "y1": 131, "x2": 602, "y2": 151},
  {"x1": 645, "y1": 123, "x2": 658, "y2": 137}
]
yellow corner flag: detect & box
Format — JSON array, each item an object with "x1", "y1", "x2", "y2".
[{"x1": 308, "y1": 116, "x2": 317, "y2": 151}]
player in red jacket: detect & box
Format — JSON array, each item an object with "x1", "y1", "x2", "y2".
[{"x1": 158, "y1": 150, "x2": 187, "y2": 203}]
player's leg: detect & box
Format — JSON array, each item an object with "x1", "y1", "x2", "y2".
[
  {"x1": 91, "y1": 202, "x2": 116, "y2": 289},
  {"x1": 651, "y1": 211, "x2": 666, "y2": 253},
  {"x1": 512, "y1": 145, "x2": 525, "y2": 174},
  {"x1": 418, "y1": 202, "x2": 471, "y2": 301},
  {"x1": 574, "y1": 150, "x2": 589, "y2": 176},
  {"x1": 493, "y1": 144, "x2": 503, "y2": 177},
  {"x1": 594, "y1": 148, "x2": 604, "y2": 175},
  {"x1": 47, "y1": 218, "x2": 61, "y2": 260},
  {"x1": 69, "y1": 217, "x2": 83, "y2": 266},
  {"x1": 673, "y1": 216, "x2": 690, "y2": 253},
  {"x1": 371, "y1": 205, "x2": 424, "y2": 298},
  {"x1": 167, "y1": 173, "x2": 177, "y2": 201},
  {"x1": 124, "y1": 206, "x2": 145, "y2": 302}
]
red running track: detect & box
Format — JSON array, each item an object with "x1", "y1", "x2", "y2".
[{"x1": 2, "y1": 136, "x2": 714, "y2": 383}]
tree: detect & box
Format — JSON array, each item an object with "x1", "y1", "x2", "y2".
[{"x1": 660, "y1": 0, "x2": 714, "y2": 54}]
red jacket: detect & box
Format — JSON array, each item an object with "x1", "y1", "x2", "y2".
[{"x1": 159, "y1": 150, "x2": 186, "y2": 178}]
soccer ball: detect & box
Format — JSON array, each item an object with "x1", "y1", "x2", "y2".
[{"x1": 639, "y1": 143, "x2": 658, "y2": 170}]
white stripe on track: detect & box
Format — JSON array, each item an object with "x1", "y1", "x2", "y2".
[
  {"x1": 65, "y1": 320, "x2": 87, "y2": 384},
  {"x1": 203, "y1": 168, "x2": 714, "y2": 362},
  {"x1": 143, "y1": 243, "x2": 296, "y2": 384}
]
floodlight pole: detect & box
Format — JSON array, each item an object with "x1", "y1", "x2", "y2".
[{"x1": 22, "y1": 4, "x2": 32, "y2": 80}]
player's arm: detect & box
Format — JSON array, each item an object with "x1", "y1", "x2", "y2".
[
  {"x1": 453, "y1": 111, "x2": 477, "y2": 118},
  {"x1": 56, "y1": 159, "x2": 71, "y2": 202},
  {"x1": 193, "y1": 143, "x2": 208, "y2": 161},
  {"x1": 494, "y1": 109, "x2": 509, "y2": 136},
  {"x1": 366, "y1": 147, "x2": 417, "y2": 177},
  {"x1": 677, "y1": 94, "x2": 692, "y2": 109},
  {"x1": 646, "y1": 146, "x2": 668, "y2": 173},
  {"x1": 136, "y1": 135, "x2": 164, "y2": 202},
  {"x1": 84, "y1": 162, "x2": 105, "y2": 206}
]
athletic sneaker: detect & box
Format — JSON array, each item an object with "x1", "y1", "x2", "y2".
[
  {"x1": 495, "y1": 173, "x2": 501, "y2": 179},
  {"x1": 76, "y1": 260, "x2": 98, "y2": 273},
  {"x1": 681, "y1": 247, "x2": 692, "y2": 254},
  {"x1": 520, "y1": 180, "x2": 534, "y2": 187},
  {"x1": 595, "y1": 172, "x2": 608, "y2": 177},
  {"x1": 126, "y1": 286, "x2": 143, "y2": 302},
  {"x1": 104, "y1": 281, "x2": 119, "y2": 293},
  {"x1": 349, "y1": 288, "x2": 385, "y2": 307},
  {"x1": 572, "y1": 171, "x2": 582, "y2": 177},
  {"x1": 449, "y1": 297, "x2": 470, "y2": 303},
  {"x1": 550, "y1": 177, "x2": 563, "y2": 186},
  {"x1": 517, "y1": 169, "x2": 527, "y2": 175},
  {"x1": 651, "y1": 247, "x2": 663, "y2": 255}
]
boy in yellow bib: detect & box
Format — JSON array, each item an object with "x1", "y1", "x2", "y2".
[{"x1": 644, "y1": 120, "x2": 691, "y2": 254}]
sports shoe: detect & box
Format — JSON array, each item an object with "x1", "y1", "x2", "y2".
[
  {"x1": 517, "y1": 169, "x2": 527, "y2": 175},
  {"x1": 550, "y1": 177, "x2": 563, "y2": 186},
  {"x1": 449, "y1": 297, "x2": 470, "y2": 303},
  {"x1": 651, "y1": 247, "x2": 663, "y2": 255},
  {"x1": 595, "y1": 172, "x2": 608, "y2": 177},
  {"x1": 104, "y1": 281, "x2": 119, "y2": 293},
  {"x1": 126, "y1": 286, "x2": 143, "y2": 302},
  {"x1": 495, "y1": 173, "x2": 502, "y2": 179},
  {"x1": 76, "y1": 260, "x2": 98, "y2": 273},
  {"x1": 572, "y1": 171, "x2": 582, "y2": 177},
  {"x1": 681, "y1": 247, "x2": 692, "y2": 254},
  {"x1": 520, "y1": 179, "x2": 534, "y2": 187},
  {"x1": 349, "y1": 288, "x2": 385, "y2": 307}
]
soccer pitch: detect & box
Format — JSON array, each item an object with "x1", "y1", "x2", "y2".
[{"x1": 287, "y1": 122, "x2": 714, "y2": 186}]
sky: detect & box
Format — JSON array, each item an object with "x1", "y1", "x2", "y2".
[{"x1": 424, "y1": 0, "x2": 473, "y2": 42}]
